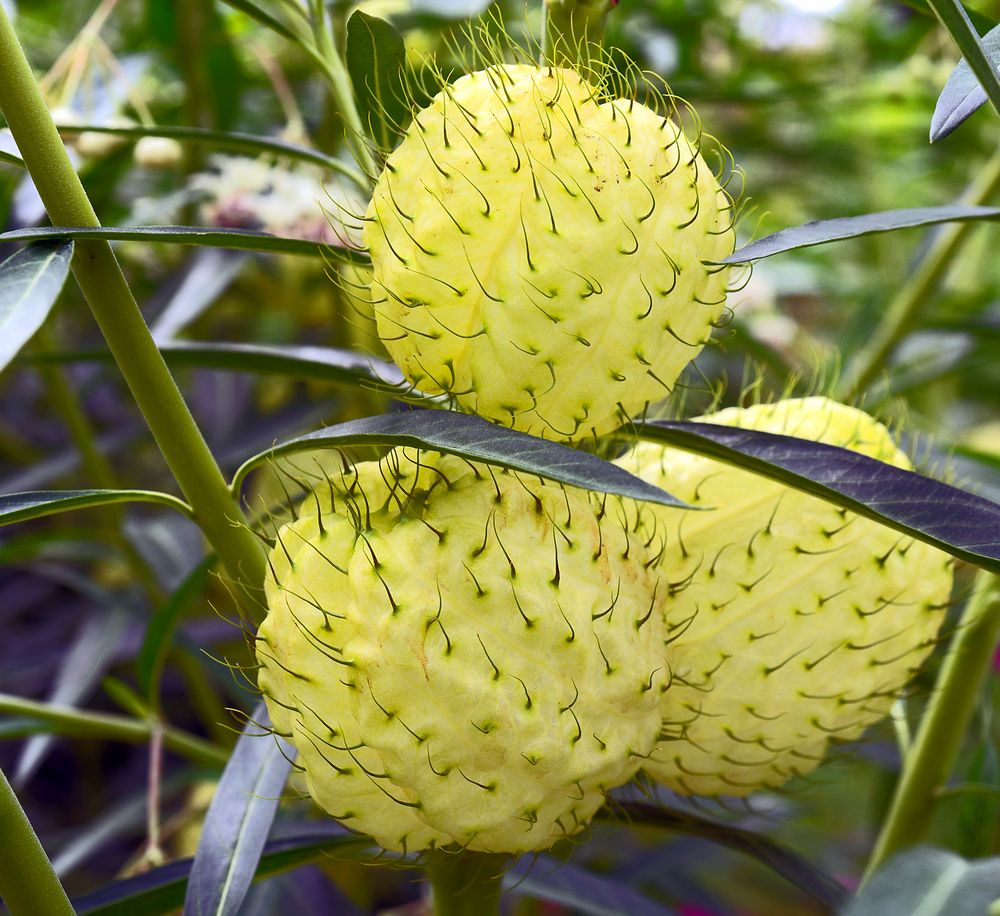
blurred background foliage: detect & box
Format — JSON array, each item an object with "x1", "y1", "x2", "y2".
[{"x1": 0, "y1": 0, "x2": 999, "y2": 913}]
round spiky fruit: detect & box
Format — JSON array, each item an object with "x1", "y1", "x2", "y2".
[
  {"x1": 365, "y1": 64, "x2": 736, "y2": 441},
  {"x1": 617, "y1": 397, "x2": 953, "y2": 796},
  {"x1": 257, "y1": 449, "x2": 667, "y2": 852}
]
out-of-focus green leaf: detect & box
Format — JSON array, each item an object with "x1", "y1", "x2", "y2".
[
  {"x1": 346, "y1": 11, "x2": 408, "y2": 154},
  {"x1": 0, "y1": 242, "x2": 73, "y2": 374},
  {"x1": 137, "y1": 557, "x2": 214, "y2": 704},
  {"x1": 0, "y1": 490, "x2": 193, "y2": 526}
]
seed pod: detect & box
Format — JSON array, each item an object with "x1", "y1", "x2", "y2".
[
  {"x1": 257, "y1": 449, "x2": 667, "y2": 852},
  {"x1": 365, "y1": 64, "x2": 736, "y2": 441},
  {"x1": 617, "y1": 397, "x2": 953, "y2": 796}
]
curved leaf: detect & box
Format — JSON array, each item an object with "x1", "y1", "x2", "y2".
[
  {"x1": 231, "y1": 409, "x2": 691, "y2": 509},
  {"x1": 73, "y1": 827, "x2": 371, "y2": 916},
  {"x1": 52, "y1": 123, "x2": 364, "y2": 184},
  {"x1": 720, "y1": 206, "x2": 1000, "y2": 263},
  {"x1": 185, "y1": 706, "x2": 296, "y2": 916},
  {"x1": 843, "y1": 847, "x2": 1000, "y2": 916},
  {"x1": 931, "y1": 24, "x2": 1000, "y2": 140},
  {"x1": 636, "y1": 420, "x2": 1000, "y2": 573},
  {"x1": 0, "y1": 148, "x2": 23, "y2": 168},
  {"x1": 0, "y1": 226, "x2": 369, "y2": 263},
  {"x1": 599, "y1": 802, "x2": 848, "y2": 911},
  {"x1": 0, "y1": 242, "x2": 73, "y2": 374},
  {"x1": 0, "y1": 489, "x2": 194, "y2": 526},
  {"x1": 510, "y1": 855, "x2": 676, "y2": 915},
  {"x1": 346, "y1": 10, "x2": 408, "y2": 154}
]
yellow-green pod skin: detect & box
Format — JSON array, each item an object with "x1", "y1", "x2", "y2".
[
  {"x1": 257, "y1": 450, "x2": 667, "y2": 852},
  {"x1": 365, "y1": 65, "x2": 735, "y2": 441},
  {"x1": 618, "y1": 398, "x2": 953, "y2": 796}
]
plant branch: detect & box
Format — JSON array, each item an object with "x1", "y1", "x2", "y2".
[
  {"x1": 0, "y1": 693, "x2": 230, "y2": 769},
  {"x1": 865, "y1": 572, "x2": 1000, "y2": 880},
  {"x1": 0, "y1": 769, "x2": 73, "y2": 916},
  {"x1": 0, "y1": 7, "x2": 267, "y2": 609}
]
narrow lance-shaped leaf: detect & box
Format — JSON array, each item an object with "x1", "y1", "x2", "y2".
[
  {"x1": 0, "y1": 241, "x2": 73, "y2": 373},
  {"x1": 0, "y1": 489, "x2": 194, "y2": 526},
  {"x1": 0, "y1": 226, "x2": 370, "y2": 263},
  {"x1": 719, "y1": 206, "x2": 1000, "y2": 263},
  {"x1": 230, "y1": 409, "x2": 692, "y2": 509},
  {"x1": 346, "y1": 11, "x2": 408, "y2": 155},
  {"x1": 184, "y1": 706, "x2": 297, "y2": 916},
  {"x1": 598, "y1": 802, "x2": 848, "y2": 911},
  {"x1": 636, "y1": 420, "x2": 1000, "y2": 574},
  {"x1": 842, "y1": 847, "x2": 1000, "y2": 916},
  {"x1": 931, "y1": 24, "x2": 1000, "y2": 140},
  {"x1": 72, "y1": 827, "x2": 372, "y2": 916}
]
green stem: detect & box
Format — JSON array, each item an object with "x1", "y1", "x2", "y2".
[
  {"x1": 426, "y1": 851, "x2": 507, "y2": 916},
  {"x1": 926, "y1": 0, "x2": 1000, "y2": 121},
  {"x1": 541, "y1": 0, "x2": 615, "y2": 67},
  {"x1": 865, "y1": 572, "x2": 1000, "y2": 880},
  {"x1": 838, "y1": 147, "x2": 1000, "y2": 399},
  {"x1": 0, "y1": 7, "x2": 267, "y2": 609},
  {"x1": 0, "y1": 693, "x2": 230, "y2": 769},
  {"x1": 0, "y1": 769, "x2": 73, "y2": 916},
  {"x1": 309, "y1": 0, "x2": 378, "y2": 186}
]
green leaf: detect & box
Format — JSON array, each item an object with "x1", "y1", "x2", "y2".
[
  {"x1": 0, "y1": 148, "x2": 23, "y2": 168},
  {"x1": 51, "y1": 123, "x2": 366, "y2": 186},
  {"x1": 217, "y1": 0, "x2": 303, "y2": 45},
  {"x1": 721, "y1": 206, "x2": 1000, "y2": 263},
  {"x1": 32, "y1": 342, "x2": 416, "y2": 398},
  {"x1": 0, "y1": 242, "x2": 73, "y2": 373},
  {"x1": 0, "y1": 490, "x2": 194, "y2": 527},
  {"x1": 137, "y1": 557, "x2": 214, "y2": 704},
  {"x1": 73, "y1": 830, "x2": 372, "y2": 916},
  {"x1": 843, "y1": 847, "x2": 1000, "y2": 915},
  {"x1": 597, "y1": 803, "x2": 847, "y2": 910},
  {"x1": 931, "y1": 24, "x2": 1000, "y2": 140},
  {"x1": 230, "y1": 409, "x2": 692, "y2": 508},
  {"x1": 0, "y1": 226, "x2": 369, "y2": 262},
  {"x1": 346, "y1": 10, "x2": 408, "y2": 155},
  {"x1": 635, "y1": 421, "x2": 1000, "y2": 574}
]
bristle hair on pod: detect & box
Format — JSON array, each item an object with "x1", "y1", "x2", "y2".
[
  {"x1": 256, "y1": 448, "x2": 669, "y2": 853},
  {"x1": 617, "y1": 397, "x2": 954, "y2": 797},
  {"x1": 365, "y1": 55, "x2": 739, "y2": 441}
]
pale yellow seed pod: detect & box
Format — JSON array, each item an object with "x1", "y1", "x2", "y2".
[
  {"x1": 365, "y1": 64, "x2": 735, "y2": 441},
  {"x1": 617, "y1": 398, "x2": 953, "y2": 796},
  {"x1": 258, "y1": 449, "x2": 667, "y2": 852},
  {"x1": 134, "y1": 136, "x2": 184, "y2": 169}
]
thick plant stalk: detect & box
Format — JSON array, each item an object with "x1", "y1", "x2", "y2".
[
  {"x1": 0, "y1": 769, "x2": 73, "y2": 916},
  {"x1": 0, "y1": 7, "x2": 267, "y2": 603},
  {"x1": 427, "y1": 852, "x2": 506, "y2": 916},
  {"x1": 839, "y1": 147, "x2": 1000, "y2": 399},
  {"x1": 865, "y1": 572, "x2": 1000, "y2": 879}
]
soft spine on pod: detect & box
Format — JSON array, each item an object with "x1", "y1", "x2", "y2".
[
  {"x1": 617, "y1": 397, "x2": 954, "y2": 796},
  {"x1": 364, "y1": 64, "x2": 736, "y2": 441},
  {"x1": 256, "y1": 449, "x2": 669, "y2": 852}
]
